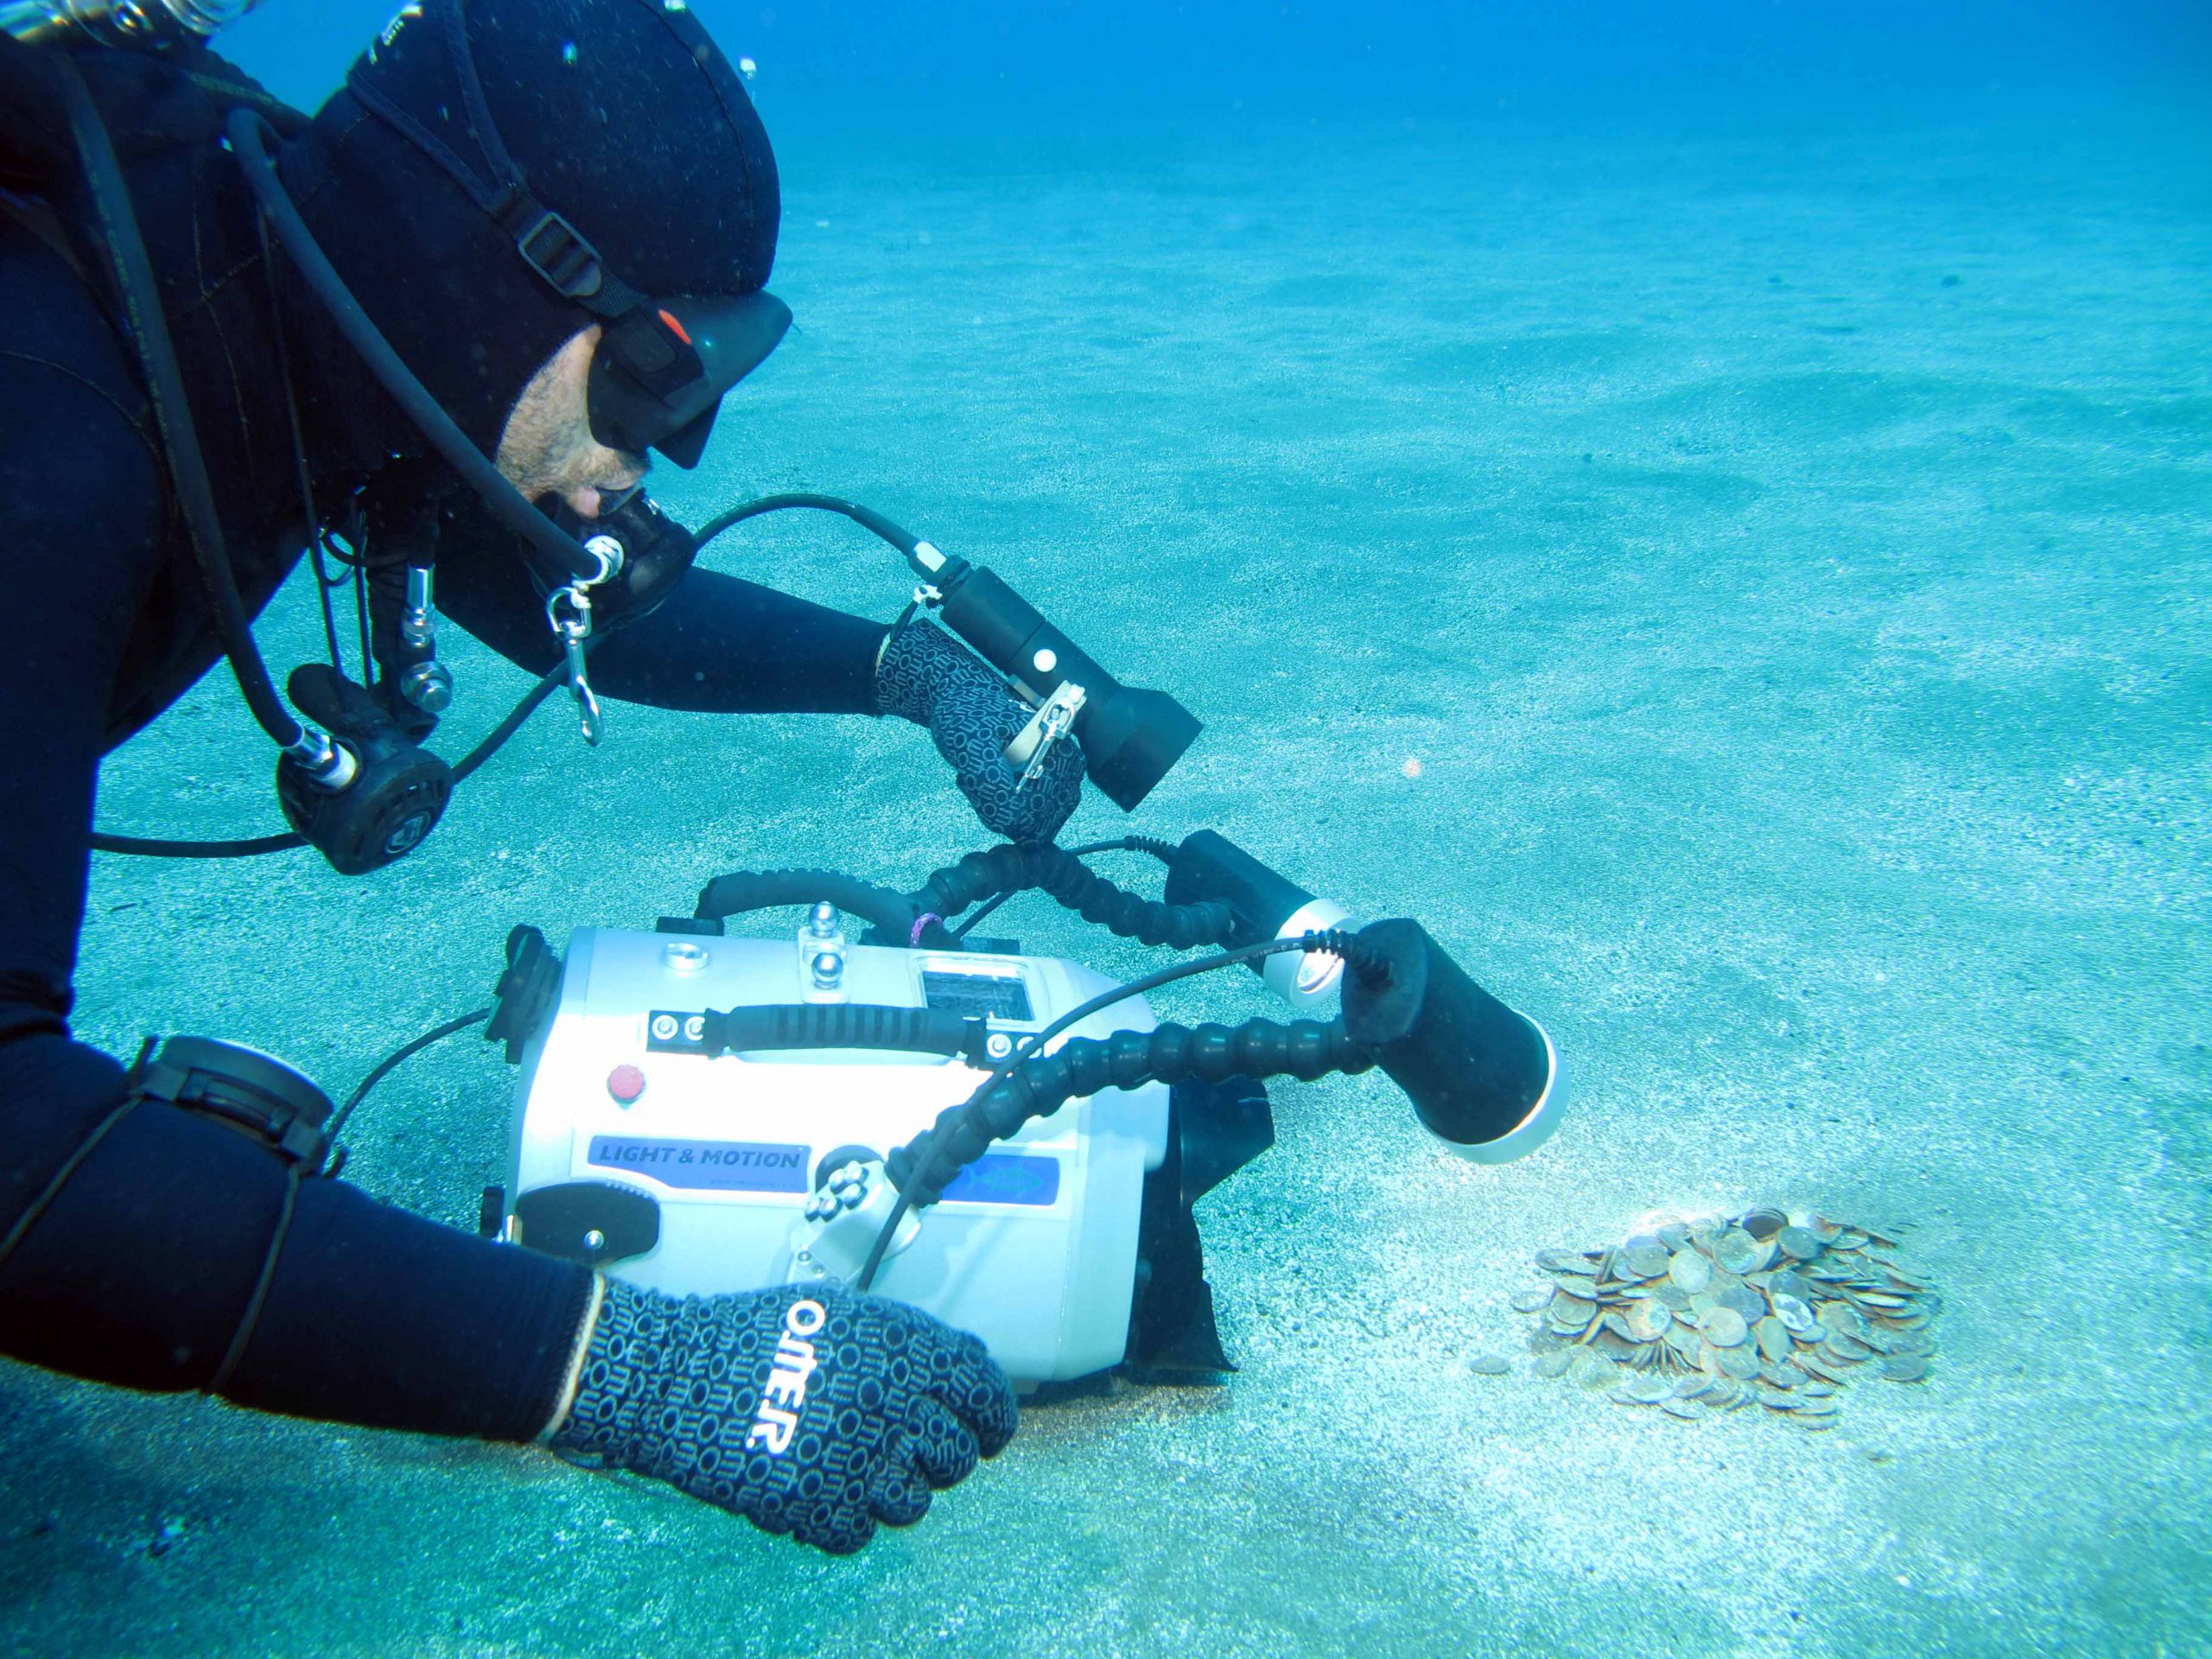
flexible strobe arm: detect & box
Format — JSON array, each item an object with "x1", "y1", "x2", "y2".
[
  {"x1": 887, "y1": 1013, "x2": 1376, "y2": 1208},
  {"x1": 911, "y1": 842, "x2": 1236, "y2": 952}
]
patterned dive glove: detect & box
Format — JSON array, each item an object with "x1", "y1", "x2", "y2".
[
  {"x1": 550, "y1": 1280, "x2": 1019, "y2": 1555},
  {"x1": 875, "y1": 621, "x2": 1084, "y2": 842}
]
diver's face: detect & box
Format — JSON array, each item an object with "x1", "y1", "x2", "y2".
[{"x1": 495, "y1": 326, "x2": 649, "y2": 518}]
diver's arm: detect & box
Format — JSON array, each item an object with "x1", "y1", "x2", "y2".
[
  {"x1": 0, "y1": 359, "x2": 591, "y2": 1440},
  {"x1": 436, "y1": 535, "x2": 889, "y2": 716}
]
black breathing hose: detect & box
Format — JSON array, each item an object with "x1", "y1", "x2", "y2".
[
  {"x1": 53, "y1": 60, "x2": 304, "y2": 753},
  {"x1": 90, "y1": 104, "x2": 631, "y2": 860},
  {"x1": 226, "y1": 109, "x2": 602, "y2": 587}
]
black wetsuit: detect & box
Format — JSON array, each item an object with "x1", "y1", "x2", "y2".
[{"x1": 0, "y1": 60, "x2": 884, "y2": 1438}]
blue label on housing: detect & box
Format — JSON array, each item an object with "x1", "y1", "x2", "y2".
[
  {"x1": 587, "y1": 1136, "x2": 810, "y2": 1192},
  {"x1": 939, "y1": 1153, "x2": 1061, "y2": 1208}
]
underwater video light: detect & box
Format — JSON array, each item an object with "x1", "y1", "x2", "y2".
[
  {"x1": 1162, "y1": 830, "x2": 1357, "y2": 1012},
  {"x1": 0, "y1": 0, "x2": 260, "y2": 48},
  {"x1": 1341, "y1": 918, "x2": 1564, "y2": 1165},
  {"x1": 929, "y1": 563, "x2": 1202, "y2": 812},
  {"x1": 691, "y1": 493, "x2": 1205, "y2": 812}
]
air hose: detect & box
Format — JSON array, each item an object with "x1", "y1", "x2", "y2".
[
  {"x1": 86, "y1": 99, "x2": 616, "y2": 858},
  {"x1": 227, "y1": 108, "x2": 605, "y2": 587},
  {"x1": 90, "y1": 656, "x2": 572, "y2": 858},
  {"x1": 912, "y1": 842, "x2": 1236, "y2": 952},
  {"x1": 887, "y1": 1013, "x2": 1376, "y2": 1208},
  {"x1": 47, "y1": 56, "x2": 307, "y2": 755}
]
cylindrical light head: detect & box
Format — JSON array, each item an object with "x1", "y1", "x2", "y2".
[{"x1": 1342, "y1": 918, "x2": 1564, "y2": 1164}]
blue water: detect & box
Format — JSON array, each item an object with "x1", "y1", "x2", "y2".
[{"x1": 5, "y1": 3, "x2": 2209, "y2": 1656}]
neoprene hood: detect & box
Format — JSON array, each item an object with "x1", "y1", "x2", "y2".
[{"x1": 278, "y1": 0, "x2": 782, "y2": 460}]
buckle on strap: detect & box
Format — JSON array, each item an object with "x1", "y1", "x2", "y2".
[
  {"x1": 134, "y1": 1037, "x2": 334, "y2": 1173},
  {"x1": 511, "y1": 205, "x2": 605, "y2": 302}
]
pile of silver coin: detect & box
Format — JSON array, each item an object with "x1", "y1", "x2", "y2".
[{"x1": 1508, "y1": 1208, "x2": 1940, "y2": 1427}]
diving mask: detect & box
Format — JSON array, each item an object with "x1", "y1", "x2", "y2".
[{"x1": 586, "y1": 288, "x2": 791, "y2": 469}]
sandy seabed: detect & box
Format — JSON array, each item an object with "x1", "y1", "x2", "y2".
[{"x1": 4, "y1": 104, "x2": 2208, "y2": 1658}]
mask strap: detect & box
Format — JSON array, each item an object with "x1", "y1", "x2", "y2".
[{"x1": 345, "y1": 0, "x2": 649, "y2": 317}]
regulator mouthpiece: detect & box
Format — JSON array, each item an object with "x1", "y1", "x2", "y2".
[
  {"x1": 1163, "y1": 830, "x2": 1355, "y2": 1011},
  {"x1": 2, "y1": 0, "x2": 259, "y2": 48},
  {"x1": 1341, "y1": 918, "x2": 1564, "y2": 1164}
]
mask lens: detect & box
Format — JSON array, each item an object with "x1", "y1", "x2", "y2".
[{"x1": 586, "y1": 291, "x2": 792, "y2": 468}]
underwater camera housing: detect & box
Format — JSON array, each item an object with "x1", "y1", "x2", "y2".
[
  {"x1": 500, "y1": 925, "x2": 1178, "y2": 1382},
  {"x1": 487, "y1": 833, "x2": 1564, "y2": 1384}
]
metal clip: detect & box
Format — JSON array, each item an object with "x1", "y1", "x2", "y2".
[
  {"x1": 543, "y1": 536, "x2": 624, "y2": 747},
  {"x1": 785, "y1": 1158, "x2": 921, "y2": 1288},
  {"x1": 397, "y1": 564, "x2": 454, "y2": 715},
  {"x1": 912, "y1": 582, "x2": 944, "y2": 610},
  {"x1": 1005, "y1": 680, "x2": 1087, "y2": 791}
]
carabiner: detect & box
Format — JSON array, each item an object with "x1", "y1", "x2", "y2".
[{"x1": 541, "y1": 534, "x2": 625, "y2": 747}]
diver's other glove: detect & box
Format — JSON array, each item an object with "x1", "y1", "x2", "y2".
[
  {"x1": 874, "y1": 620, "x2": 1084, "y2": 842},
  {"x1": 550, "y1": 1279, "x2": 1019, "y2": 1555}
]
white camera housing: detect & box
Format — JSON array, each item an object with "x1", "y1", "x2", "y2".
[{"x1": 506, "y1": 925, "x2": 1170, "y2": 1382}]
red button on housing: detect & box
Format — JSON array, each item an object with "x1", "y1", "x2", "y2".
[{"x1": 607, "y1": 1064, "x2": 646, "y2": 1103}]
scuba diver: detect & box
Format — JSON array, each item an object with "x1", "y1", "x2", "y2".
[{"x1": 0, "y1": 0, "x2": 1081, "y2": 1554}]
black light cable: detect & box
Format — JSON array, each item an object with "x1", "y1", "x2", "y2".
[
  {"x1": 89, "y1": 826, "x2": 312, "y2": 859},
  {"x1": 325, "y1": 1006, "x2": 494, "y2": 1148},
  {"x1": 694, "y1": 493, "x2": 929, "y2": 566},
  {"x1": 854, "y1": 931, "x2": 1388, "y2": 1291},
  {"x1": 945, "y1": 890, "x2": 1012, "y2": 942}
]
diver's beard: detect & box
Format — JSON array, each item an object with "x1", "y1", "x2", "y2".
[
  {"x1": 494, "y1": 414, "x2": 648, "y2": 517},
  {"x1": 493, "y1": 341, "x2": 648, "y2": 513},
  {"x1": 493, "y1": 370, "x2": 574, "y2": 494}
]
